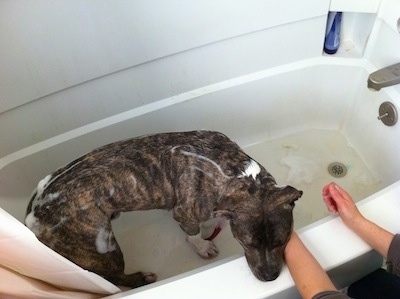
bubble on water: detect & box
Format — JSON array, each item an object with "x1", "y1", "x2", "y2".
[{"x1": 280, "y1": 155, "x2": 323, "y2": 185}]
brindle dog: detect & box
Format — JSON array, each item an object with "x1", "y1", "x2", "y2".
[{"x1": 25, "y1": 130, "x2": 302, "y2": 288}]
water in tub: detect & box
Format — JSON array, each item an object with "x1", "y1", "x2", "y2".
[{"x1": 112, "y1": 128, "x2": 383, "y2": 282}]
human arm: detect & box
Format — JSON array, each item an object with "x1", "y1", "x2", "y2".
[
  {"x1": 284, "y1": 232, "x2": 348, "y2": 299},
  {"x1": 322, "y1": 182, "x2": 394, "y2": 259}
]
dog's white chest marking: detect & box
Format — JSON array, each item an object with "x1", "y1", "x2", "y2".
[
  {"x1": 241, "y1": 160, "x2": 261, "y2": 179},
  {"x1": 95, "y1": 227, "x2": 116, "y2": 254}
]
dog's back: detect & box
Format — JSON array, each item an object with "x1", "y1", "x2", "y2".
[{"x1": 26, "y1": 130, "x2": 249, "y2": 218}]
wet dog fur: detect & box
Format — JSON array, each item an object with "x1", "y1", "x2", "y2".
[{"x1": 25, "y1": 130, "x2": 302, "y2": 288}]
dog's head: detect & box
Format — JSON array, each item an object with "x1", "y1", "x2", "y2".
[{"x1": 215, "y1": 174, "x2": 302, "y2": 281}]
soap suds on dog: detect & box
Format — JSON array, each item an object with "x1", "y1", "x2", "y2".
[{"x1": 95, "y1": 227, "x2": 117, "y2": 254}]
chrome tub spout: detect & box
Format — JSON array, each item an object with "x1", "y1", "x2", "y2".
[{"x1": 368, "y1": 62, "x2": 400, "y2": 91}]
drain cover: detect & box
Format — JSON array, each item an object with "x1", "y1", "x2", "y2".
[{"x1": 328, "y1": 162, "x2": 347, "y2": 178}]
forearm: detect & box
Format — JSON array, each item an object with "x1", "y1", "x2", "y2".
[
  {"x1": 285, "y1": 232, "x2": 337, "y2": 299},
  {"x1": 347, "y1": 216, "x2": 394, "y2": 259}
]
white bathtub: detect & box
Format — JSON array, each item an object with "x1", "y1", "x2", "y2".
[
  {"x1": 1, "y1": 57, "x2": 400, "y2": 298},
  {"x1": 1, "y1": 1, "x2": 400, "y2": 298}
]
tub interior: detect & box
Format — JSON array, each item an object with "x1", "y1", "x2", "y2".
[{"x1": 1, "y1": 62, "x2": 400, "y2": 287}]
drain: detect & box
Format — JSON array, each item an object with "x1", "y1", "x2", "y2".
[{"x1": 328, "y1": 162, "x2": 347, "y2": 178}]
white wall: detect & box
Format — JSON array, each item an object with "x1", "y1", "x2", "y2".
[
  {"x1": 1, "y1": 0, "x2": 329, "y2": 112},
  {"x1": 0, "y1": 0, "x2": 330, "y2": 158}
]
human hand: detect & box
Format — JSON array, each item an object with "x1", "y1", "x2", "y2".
[
  {"x1": 322, "y1": 182, "x2": 394, "y2": 259},
  {"x1": 322, "y1": 182, "x2": 364, "y2": 228}
]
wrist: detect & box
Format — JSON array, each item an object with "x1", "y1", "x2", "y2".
[{"x1": 342, "y1": 212, "x2": 366, "y2": 231}]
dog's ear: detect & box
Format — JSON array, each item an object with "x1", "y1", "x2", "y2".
[{"x1": 265, "y1": 185, "x2": 303, "y2": 211}]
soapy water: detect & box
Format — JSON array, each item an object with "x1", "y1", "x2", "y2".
[
  {"x1": 112, "y1": 129, "x2": 383, "y2": 282},
  {"x1": 244, "y1": 129, "x2": 382, "y2": 228},
  {"x1": 280, "y1": 155, "x2": 324, "y2": 185}
]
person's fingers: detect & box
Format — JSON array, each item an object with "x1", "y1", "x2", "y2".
[
  {"x1": 330, "y1": 182, "x2": 352, "y2": 201},
  {"x1": 323, "y1": 195, "x2": 338, "y2": 213},
  {"x1": 322, "y1": 184, "x2": 330, "y2": 196}
]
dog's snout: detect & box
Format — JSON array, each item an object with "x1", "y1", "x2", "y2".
[
  {"x1": 266, "y1": 271, "x2": 280, "y2": 281},
  {"x1": 254, "y1": 268, "x2": 280, "y2": 282}
]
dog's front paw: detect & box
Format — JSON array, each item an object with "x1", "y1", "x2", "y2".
[{"x1": 187, "y1": 233, "x2": 219, "y2": 259}]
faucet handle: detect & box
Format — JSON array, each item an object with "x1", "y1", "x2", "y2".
[
  {"x1": 377, "y1": 102, "x2": 398, "y2": 126},
  {"x1": 377, "y1": 112, "x2": 389, "y2": 120}
]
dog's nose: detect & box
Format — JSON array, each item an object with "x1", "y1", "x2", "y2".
[
  {"x1": 255, "y1": 269, "x2": 280, "y2": 282},
  {"x1": 263, "y1": 271, "x2": 280, "y2": 281}
]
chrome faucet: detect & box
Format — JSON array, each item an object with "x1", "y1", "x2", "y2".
[{"x1": 367, "y1": 62, "x2": 400, "y2": 91}]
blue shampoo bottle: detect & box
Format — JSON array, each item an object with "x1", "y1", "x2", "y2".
[{"x1": 324, "y1": 12, "x2": 342, "y2": 54}]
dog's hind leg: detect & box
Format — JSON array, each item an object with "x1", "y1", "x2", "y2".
[
  {"x1": 76, "y1": 221, "x2": 157, "y2": 288},
  {"x1": 106, "y1": 272, "x2": 157, "y2": 288},
  {"x1": 37, "y1": 211, "x2": 156, "y2": 288},
  {"x1": 88, "y1": 235, "x2": 157, "y2": 288}
]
